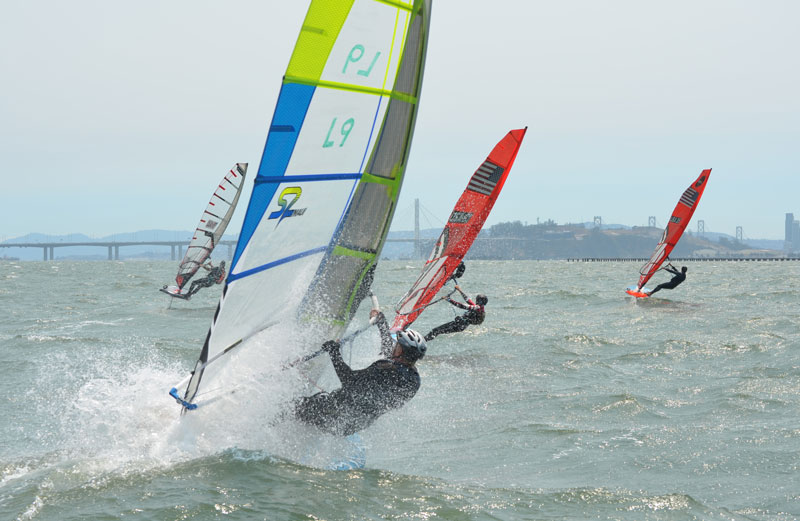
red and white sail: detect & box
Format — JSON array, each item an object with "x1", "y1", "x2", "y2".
[
  {"x1": 175, "y1": 163, "x2": 248, "y2": 288},
  {"x1": 636, "y1": 168, "x2": 711, "y2": 290},
  {"x1": 392, "y1": 128, "x2": 527, "y2": 331}
]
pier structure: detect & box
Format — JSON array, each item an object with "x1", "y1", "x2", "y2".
[{"x1": 567, "y1": 256, "x2": 800, "y2": 262}]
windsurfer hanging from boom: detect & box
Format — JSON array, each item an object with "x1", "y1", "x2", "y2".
[
  {"x1": 424, "y1": 282, "x2": 487, "y2": 341},
  {"x1": 187, "y1": 260, "x2": 226, "y2": 297},
  {"x1": 647, "y1": 263, "x2": 687, "y2": 296},
  {"x1": 294, "y1": 311, "x2": 426, "y2": 436}
]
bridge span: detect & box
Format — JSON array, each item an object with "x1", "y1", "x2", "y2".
[{"x1": 0, "y1": 238, "x2": 422, "y2": 261}]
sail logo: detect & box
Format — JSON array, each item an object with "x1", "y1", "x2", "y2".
[
  {"x1": 695, "y1": 175, "x2": 706, "y2": 188},
  {"x1": 268, "y1": 187, "x2": 307, "y2": 226},
  {"x1": 679, "y1": 187, "x2": 698, "y2": 208},
  {"x1": 669, "y1": 216, "x2": 681, "y2": 224},
  {"x1": 449, "y1": 211, "x2": 473, "y2": 224}
]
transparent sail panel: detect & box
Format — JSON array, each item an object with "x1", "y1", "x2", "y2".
[{"x1": 176, "y1": 163, "x2": 247, "y2": 287}]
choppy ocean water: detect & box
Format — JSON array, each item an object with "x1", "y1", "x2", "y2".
[{"x1": 1, "y1": 259, "x2": 799, "y2": 520}]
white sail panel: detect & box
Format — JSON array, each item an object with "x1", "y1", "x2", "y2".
[
  {"x1": 208, "y1": 253, "x2": 324, "y2": 357},
  {"x1": 284, "y1": 90, "x2": 389, "y2": 176},
  {"x1": 320, "y1": 0, "x2": 412, "y2": 90},
  {"x1": 231, "y1": 180, "x2": 358, "y2": 275}
]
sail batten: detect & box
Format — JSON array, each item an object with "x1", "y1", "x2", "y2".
[
  {"x1": 227, "y1": 246, "x2": 330, "y2": 282},
  {"x1": 283, "y1": 76, "x2": 418, "y2": 101},
  {"x1": 255, "y1": 173, "x2": 362, "y2": 184}
]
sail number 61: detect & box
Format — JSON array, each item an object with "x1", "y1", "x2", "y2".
[{"x1": 323, "y1": 117, "x2": 355, "y2": 148}]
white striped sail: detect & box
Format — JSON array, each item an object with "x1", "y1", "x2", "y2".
[{"x1": 174, "y1": 163, "x2": 248, "y2": 288}]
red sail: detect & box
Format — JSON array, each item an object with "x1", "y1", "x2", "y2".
[
  {"x1": 637, "y1": 169, "x2": 711, "y2": 290},
  {"x1": 391, "y1": 128, "x2": 527, "y2": 331}
]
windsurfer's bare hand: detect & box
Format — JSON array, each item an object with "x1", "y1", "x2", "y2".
[{"x1": 369, "y1": 309, "x2": 385, "y2": 322}]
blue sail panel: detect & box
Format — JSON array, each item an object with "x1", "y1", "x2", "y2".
[{"x1": 232, "y1": 83, "x2": 315, "y2": 269}]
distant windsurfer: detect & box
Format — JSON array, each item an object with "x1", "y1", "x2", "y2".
[
  {"x1": 424, "y1": 285, "x2": 487, "y2": 341},
  {"x1": 294, "y1": 312, "x2": 426, "y2": 436},
  {"x1": 647, "y1": 264, "x2": 687, "y2": 296},
  {"x1": 187, "y1": 260, "x2": 226, "y2": 297}
]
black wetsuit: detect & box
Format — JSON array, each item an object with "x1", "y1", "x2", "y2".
[
  {"x1": 295, "y1": 315, "x2": 420, "y2": 436},
  {"x1": 188, "y1": 265, "x2": 225, "y2": 296},
  {"x1": 649, "y1": 266, "x2": 686, "y2": 295},
  {"x1": 424, "y1": 291, "x2": 485, "y2": 342}
]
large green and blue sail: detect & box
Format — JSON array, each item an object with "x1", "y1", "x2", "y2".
[{"x1": 173, "y1": 0, "x2": 432, "y2": 410}]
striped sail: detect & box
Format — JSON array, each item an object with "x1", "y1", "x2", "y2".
[
  {"x1": 176, "y1": 0, "x2": 432, "y2": 410},
  {"x1": 466, "y1": 161, "x2": 504, "y2": 196},
  {"x1": 175, "y1": 163, "x2": 248, "y2": 288}
]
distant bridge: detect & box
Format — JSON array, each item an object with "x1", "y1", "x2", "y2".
[
  {"x1": 2, "y1": 197, "x2": 437, "y2": 261},
  {"x1": 0, "y1": 238, "x2": 425, "y2": 261},
  {"x1": 0, "y1": 240, "x2": 241, "y2": 261}
]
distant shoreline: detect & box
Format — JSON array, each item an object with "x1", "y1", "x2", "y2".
[{"x1": 1, "y1": 224, "x2": 788, "y2": 262}]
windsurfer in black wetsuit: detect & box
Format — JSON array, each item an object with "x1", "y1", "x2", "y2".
[
  {"x1": 187, "y1": 260, "x2": 226, "y2": 297},
  {"x1": 647, "y1": 264, "x2": 687, "y2": 296},
  {"x1": 294, "y1": 312, "x2": 426, "y2": 436},
  {"x1": 424, "y1": 285, "x2": 487, "y2": 341}
]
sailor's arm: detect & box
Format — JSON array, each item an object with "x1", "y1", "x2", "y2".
[
  {"x1": 371, "y1": 310, "x2": 394, "y2": 357},
  {"x1": 324, "y1": 341, "x2": 356, "y2": 385},
  {"x1": 454, "y1": 284, "x2": 476, "y2": 306},
  {"x1": 454, "y1": 284, "x2": 469, "y2": 299},
  {"x1": 447, "y1": 297, "x2": 471, "y2": 310}
]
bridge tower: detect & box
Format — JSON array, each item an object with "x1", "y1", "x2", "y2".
[
  {"x1": 414, "y1": 198, "x2": 421, "y2": 258},
  {"x1": 593, "y1": 216, "x2": 602, "y2": 228},
  {"x1": 697, "y1": 219, "x2": 705, "y2": 235},
  {"x1": 648, "y1": 216, "x2": 656, "y2": 227},
  {"x1": 736, "y1": 226, "x2": 743, "y2": 242}
]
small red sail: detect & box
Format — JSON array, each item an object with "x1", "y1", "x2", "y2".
[
  {"x1": 391, "y1": 128, "x2": 527, "y2": 331},
  {"x1": 637, "y1": 168, "x2": 711, "y2": 290}
]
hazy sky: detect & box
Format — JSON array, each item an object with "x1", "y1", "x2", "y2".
[{"x1": 1, "y1": 1, "x2": 798, "y2": 241}]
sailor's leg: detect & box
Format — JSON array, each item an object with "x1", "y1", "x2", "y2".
[
  {"x1": 294, "y1": 393, "x2": 333, "y2": 427},
  {"x1": 191, "y1": 278, "x2": 214, "y2": 295},
  {"x1": 424, "y1": 316, "x2": 468, "y2": 341}
]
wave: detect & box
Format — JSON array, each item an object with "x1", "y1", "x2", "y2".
[{"x1": 0, "y1": 454, "x2": 757, "y2": 521}]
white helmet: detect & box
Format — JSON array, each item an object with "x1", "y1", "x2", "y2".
[{"x1": 396, "y1": 329, "x2": 427, "y2": 361}]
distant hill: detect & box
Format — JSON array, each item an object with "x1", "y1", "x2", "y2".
[{"x1": 463, "y1": 222, "x2": 784, "y2": 260}]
